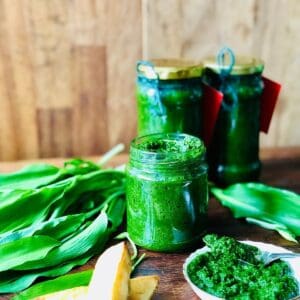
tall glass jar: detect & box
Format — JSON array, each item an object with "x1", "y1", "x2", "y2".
[
  {"x1": 126, "y1": 133, "x2": 208, "y2": 252},
  {"x1": 203, "y1": 56, "x2": 264, "y2": 186},
  {"x1": 136, "y1": 59, "x2": 203, "y2": 138}
]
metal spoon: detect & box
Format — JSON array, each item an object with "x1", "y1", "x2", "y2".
[{"x1": 258, "y1": 251, "x2": 300, "y2": 266}]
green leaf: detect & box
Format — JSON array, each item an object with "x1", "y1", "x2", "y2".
[
  {"x1": 0, "y1": 214, "x2": 87, "y2": 245},
  {"x1": 0, "y1": 255, "x2": 91, "y2": 293},
  {"x1": 114, "y1": 231, "x2": 146, "y2": 274},
  {"x1": 0, "y1": 164, "x2": 60, "y2": 190},
  {"x1": 14, "y1": 212, "x2": 109, "y2": 270},
  {"x1": 246, "y1": 217, "x2": 298, "y2": 243},
  {"x1": 115, "y1": 232, "x2": 138, "y2": 260},
  {"x1": 63, "y1": 158, "x2": 100, "y2": 175},
  {"x1": 106, "y1": 192, "x2": 126, "y2": 231},
  {"x1": 211, "y1": 183, "x2": 300, "y2": 242},
  {"x1": 0, "y1": 181, "x2": 70, "y2": 234},
  {"x1": 0, "y1": 236, "x2": 60, "y2": 272},
  {"x1": 13, "y1": 270, "x2": 93, "y2": 300},
  {"x1": 48, "y1": 170, "x2": 125, "y2": 218},
  {"x1": 0, "y1": 158, "x2": 102, "y2": 190}
]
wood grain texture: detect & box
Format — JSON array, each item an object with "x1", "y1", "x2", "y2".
[
  {"x1": 0, "y1": 0, "x2": 39, "y2": 160},
  {"x1": 106, "y1": 0, "x2": 141, "y2": 147},
  {"x1": 0, "y1": 0, "x2": 299, "y2": 160},
  {"x1": 144, "y1": 0, "x2": 300, "y2": 148},
  {"x1": 37, "y1": 108, "x2": 73, "y2": 157},
  {"x1": 0, "y1": 0, "x2": 142, "y2": 161},
  {"x1": 0, "y1": 153, "x2": 299, "y2": 299},
  {"x1": 71, "y1": 46, "x2": 109, "y2": 155}
]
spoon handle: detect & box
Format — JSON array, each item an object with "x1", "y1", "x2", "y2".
[{"x1": 269, "y1": 252, "x2": 300, "y2": 260}]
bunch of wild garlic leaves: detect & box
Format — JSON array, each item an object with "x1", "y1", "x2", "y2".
[{"x1": 0, "y1": 145, "x2": 125, "y2": 293}]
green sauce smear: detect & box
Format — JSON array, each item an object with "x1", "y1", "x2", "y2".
[{"x1": 187, "y1": 234, "x2": 299, "y2": 299}]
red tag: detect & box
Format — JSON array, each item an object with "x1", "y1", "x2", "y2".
[
  {"x1": 260, "y1": 77, "x2": 281, "y2": 133},
  {"x1": 202, "y1": 83, "x2": 223, "y2": 147}
]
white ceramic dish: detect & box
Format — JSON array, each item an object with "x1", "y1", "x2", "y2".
[{"x1": 183, "y1": 241, "x2": 300, "y2": 300}]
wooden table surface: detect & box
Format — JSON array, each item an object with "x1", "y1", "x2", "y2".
[{"x1": 0, "y1": 149, "x2": 300, "y2": 299}]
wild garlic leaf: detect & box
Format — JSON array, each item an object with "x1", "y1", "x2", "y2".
[
  {"x1": 246, "y1": 218, "x2": 298, "y2": 243},
  {"x1": 0, "y1": 236, "x2": 60, "y2": 272},
  {"x1": 14, "y1": 212, "x2": 109, "y2": 271},
  {"x1": 12, "y1": 270, "x2": 93, "y2": 300},
  {"x1": 0, "y1": 164, "x2": 61, "y2": 190},
  {"x1": 212, "y1": 183, "x2": 300, "y2": 242},
  {"x1": 0, "y1": 255, "x2": 91, "y2": 293}
]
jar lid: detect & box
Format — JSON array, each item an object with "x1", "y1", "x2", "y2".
[
  {"x1": 203, "y1": 56, "x2": 264, "y2": 75},
  {"x1": 137, "y1": 59, "x2": 203, "y2": 80}
]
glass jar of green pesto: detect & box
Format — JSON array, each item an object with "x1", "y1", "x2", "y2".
[
  {"x1": 126, "y1": 133, "x2": 208, "y2": 252},
  {"x1": 203, "y1": 55, "x2": 264, "y2": 186},
  {"x1": 136, "y1": 59, "x2": 203, "y2": 138}
]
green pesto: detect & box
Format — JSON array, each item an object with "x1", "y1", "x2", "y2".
[
  {"x1": 126, "y1": 133, "x2": 208, "y2": 252},
  {"x1": 136, "y1": 76, "x2": 203, "y2": 138},
  {"x1": 187, "y1": 234, "x2": 299, "y2": 299},
  {"x1": 137, "y1": 134, "x2": 203, "y2": 156},
  {"x1": 203, "y1": 69, "x2": 264, "y2": 186}
]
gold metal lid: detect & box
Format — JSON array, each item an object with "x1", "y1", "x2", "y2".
[
  {"x1": 137, "y1": 59, "x2": 203, "y2": 80},
  {"x1": 203, "y1": 56, "x2": 264, "y2": 75}
]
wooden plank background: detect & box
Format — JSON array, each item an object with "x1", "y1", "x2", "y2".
[{"x1": 0, "y1": 0, "x2": 299, "y2": 161}]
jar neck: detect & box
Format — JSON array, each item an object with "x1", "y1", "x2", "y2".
[
  {"x1": 137, "y1": 75, "x2": 202, "y2": 88},
  {"x1": 129, "y1": 153, "x2": 206, "y2": 174},
  {"x1": 128, "y1": 133, "x2": 206, "y2": 174},
  {"x1": 203, "y1": 69, "x2": 263, "y2": 90}
]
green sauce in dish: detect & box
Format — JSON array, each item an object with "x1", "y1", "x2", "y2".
[
  {"x1": 126, "y1": 133, "x2": 208, "y2": 252},
  {"x1": 187, "y1": 234, "x2": 299, "y2": 299}
]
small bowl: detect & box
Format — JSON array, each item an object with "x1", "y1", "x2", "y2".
[{"x1": 183, "y1": 241, "x2": 300, "y2": 299}]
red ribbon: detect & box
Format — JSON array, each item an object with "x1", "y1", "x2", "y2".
[
  {"x1": 202, "y1": 83, "x2": 223, "y2": 147},
  {"x1": 260, "y1": 77, "x2": 281, "y2": 133}
]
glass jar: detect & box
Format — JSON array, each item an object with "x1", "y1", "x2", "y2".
[
  {"x1": 126, "y1": 133, "x2": 208, "y2": 252},
  {"x1": 203, "y1": 56, "x2": 264, "y2": 186},
  {"x1": 136, "y1": 59, "x2": 203, "y2": 138}
]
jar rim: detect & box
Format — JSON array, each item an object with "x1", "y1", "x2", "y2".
[
  {"x1": 137, "y1": 59, "x2": 203, "y2": 80},
  {"x1": 129, "y1": 133, "x2": 206, "y2": 166},
  {"x1": 203, "y1": 56, "x2": 264, "y2": 75}
]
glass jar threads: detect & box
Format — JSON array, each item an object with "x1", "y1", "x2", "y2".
[
  {"x1": 136, "y1": 59, "x2": 203, "y2": 138},
  {"x1": 126, "y1": 133, "x2": 208, "y2": 252},
  {"x1": 203, "y1": 50, "x2": 264, "y2": 186}
]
